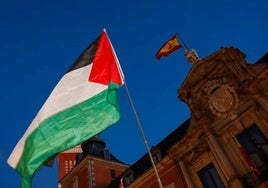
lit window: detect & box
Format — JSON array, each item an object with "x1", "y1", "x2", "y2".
[{"x1": 198, "y1": 163, "x2": 224, "y2": 188}]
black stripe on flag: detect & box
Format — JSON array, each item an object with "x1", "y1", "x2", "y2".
[{"x1": 67, "y1": 35, "x2": 101, "y2": 73}]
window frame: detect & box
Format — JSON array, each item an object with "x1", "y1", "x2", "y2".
[{"x1": 198, "y1": 163, "x2": 225, "y2": 188}]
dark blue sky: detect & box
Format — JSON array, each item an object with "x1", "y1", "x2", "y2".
[{"x1": 1, "y1": 0, "x2": 267, "y2": 187}]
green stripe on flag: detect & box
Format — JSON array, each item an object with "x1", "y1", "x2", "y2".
[{"x1": 17, "y1": 82, "x2": 121, "y2": 188}]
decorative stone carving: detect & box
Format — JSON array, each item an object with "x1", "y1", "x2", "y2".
[
  {"x1": 187, "y1": 146, "x2": 209, "y2": 165},
  {"x1": 203, "y1": 80, "x2": 239, "y2": 118},
  {"x1": 184, "y1": 49, "x2": 200, "y2": 64}
]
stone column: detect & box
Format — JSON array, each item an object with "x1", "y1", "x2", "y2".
[
  {"x1": 207, "y1": 132, "x2": 246, "y2": 188},
  {"x1": 206, "y1": 133, "x2": 236, "y2": 181},
  {"x1": 179, "y1": 160, "x2": 195, "y2": 188},
  {"x1": 255, "y1": 96, "x2": 268, "y2": 113}
]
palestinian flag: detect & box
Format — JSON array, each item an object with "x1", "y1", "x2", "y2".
[
  {"x1": 155, "y1": 35, "x2": 182, "y2": 60},
  {"x1": 8, "y1": 29, "x2": 124, "y2": 188}
]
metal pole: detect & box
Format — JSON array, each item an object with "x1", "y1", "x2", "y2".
[
  {"x1": 123, "y1": 81, "x2": 164, "y2": 188},
  {"x1": 175, "y1": 33, "x2": 190, "y2": 50}
]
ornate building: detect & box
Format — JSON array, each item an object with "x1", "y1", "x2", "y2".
[
  {"x1": 58, "y1": 136, "x2": 128, "y2": 188},
  {"x1": 110, "y1": 47, "x2": 268, "y2": 188},
  {"x1": 58, "y1": 47, "x2": 268, "y2": 188}
]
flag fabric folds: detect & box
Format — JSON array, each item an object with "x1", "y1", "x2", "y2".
[
  {"x1": 232, "y1": 137, "x2": 261, "y2": 176},
  {"x1": 155, "y1": 35, "x2": 182, "y2": 60},
  {"x1": 8, "y1": 29, "x2": 124, "y2": 188}
]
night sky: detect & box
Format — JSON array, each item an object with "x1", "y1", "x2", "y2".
[{"x1": 1, "y1": 1, "x2": 267, "y2": 187}]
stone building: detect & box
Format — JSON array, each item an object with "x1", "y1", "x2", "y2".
[
  {"x1": 58, "y1": 47, "x2": 268, "y2": 188},
  {"x1": 112, "y1": 47, "x2": 268, "y2": 188}
]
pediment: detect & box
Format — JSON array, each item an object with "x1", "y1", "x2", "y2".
[
  {"x1": 181, "y1": 57, "x2": 218, "y2": 92},
  {"x1": 178, "y1": 47, "x2": 249, "y2": 121},
  {"x1": 179, "y1": 47, "x2": 244, "y2": 101}
]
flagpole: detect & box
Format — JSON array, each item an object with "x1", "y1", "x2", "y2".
[
  {"x1": 106, "y1": 28, "x2": 163, "y2": 187},
  {"x1": 175, "y1": 33, "x2": 189, "y2": 50},
  {"x1": 123, "y1": 81, "x2": 164, "y2": 188}
]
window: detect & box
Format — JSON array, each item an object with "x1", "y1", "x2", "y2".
[
  {"x1": 237, "y1": 125, "x2": 268, "y2": 180},
  {"x1": 72, "y1": 176, "x2": 78, "y2": 188},
  {"x1": 110, "y1": 169, "x2": 116, "y2": 179},
  {"x1": 125, "y1": 174, "x2": 134, "y2": 185},
  {"x1": 92, "y1": 142, "x2": 105, "y2": 157},
  {"x1": 124, "y1": 168, "x2": 134, "y2": 185},
  {"x1": 103, "y1": 147, "x2": 111, "y2": 159},
  {"x1": 151, "y1": 146, "x2": 162, "y2": 163},
  {"x1": 198, "y1": 163, "x2": 224, "y2": 188}
]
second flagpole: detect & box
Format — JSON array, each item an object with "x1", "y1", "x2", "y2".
[{"x1": 123, "y1": 81, "x2": 164, "y2": 188}]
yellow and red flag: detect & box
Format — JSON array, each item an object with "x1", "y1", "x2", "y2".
[{"x1": 155, "y1": 35, "x2": 182, "y2": 60}]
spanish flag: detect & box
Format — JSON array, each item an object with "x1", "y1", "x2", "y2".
[{"x1": 155, "y1": 35, "x2": 182, "y2": 60}]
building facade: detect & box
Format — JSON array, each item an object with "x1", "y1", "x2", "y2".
[
  {"x1": 58, "y1": 145, "x2": 83, "y2": 180},
  {"x1": 59, "y1": 47, "x2": 268, "y2": 188},
  {"x1": 118, "y1": 47, "x2": 268, "y2": 188},
  {"x1": 58, "y1": 137, "x2": 129, "y2": 188}
]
